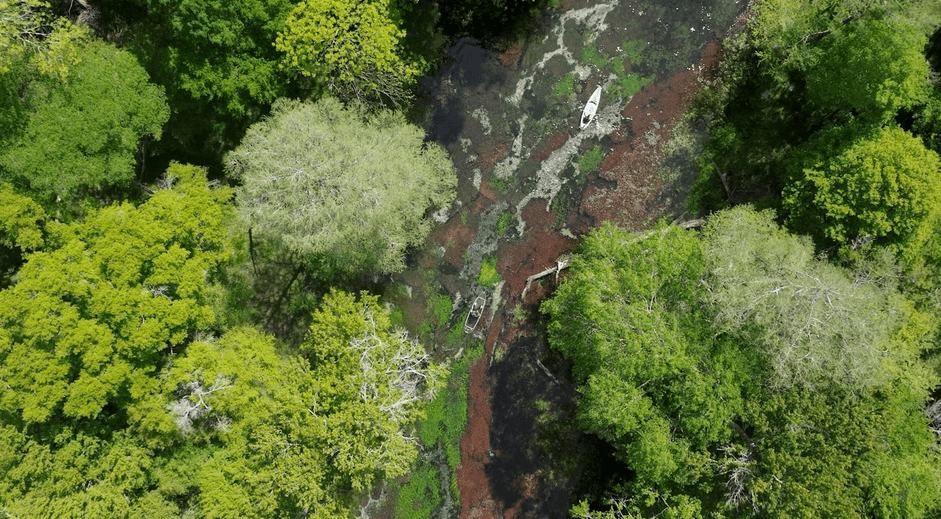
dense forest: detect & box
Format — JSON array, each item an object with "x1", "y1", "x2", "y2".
[{"x1": 1, "y1": 0, "x2": 941, "y2": 518}]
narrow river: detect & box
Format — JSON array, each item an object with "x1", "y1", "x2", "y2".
[{"x1": 390, "y1": 0, "x2": 749, "y2": 517}]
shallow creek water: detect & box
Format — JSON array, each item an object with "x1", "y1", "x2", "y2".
[{"x1": 389, "y1": 0, "x2": 749, "y2": 517}]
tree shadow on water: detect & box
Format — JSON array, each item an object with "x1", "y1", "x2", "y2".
[
  {"x1": 484, "y1": 331, "x2": 618, "y2": 517},
  {"x1": 423, "y1": 38, "x2": 513, "y2": 149}
]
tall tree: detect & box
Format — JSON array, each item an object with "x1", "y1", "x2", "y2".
[
  {"x1": 703, "y1": 205, "x2": 928, "y2": 392},
  {"x1": 0, "y1": 39, "x2": 169, "y2": 201},
  {"x1": 782, "y1": 124, "x2": 941, "y2": 260},
  {"x1": 724, "y1": 386, "x2": 941, "y2": 519},
  {"x1": 276, "y1": 0, "x2": 419, "y2": 106},
  {"x1": 0, "y1": 163, "x2": 232, "y2": 425},
  {"x1": 226, "y1": 97, "x2": 456, "y2": 278},
  {"x1": 804, "y1": 16, "x2": 929, "y2": 122},
  {"x1": 542, "y1": 223, "x2": 746, "y2": 488},
  {"x1": 0, "y1": 0, "x2": 48, "y2": 72},
  {"x1": 129, "y1": 294, "x2": 443, "y2": 518},
  {"x1": 100, "y1": 0, "x2": 295, "y2": 163}
]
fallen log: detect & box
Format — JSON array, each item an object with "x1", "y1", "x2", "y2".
[{"x1": 521, "y1": 253, "x2": 572, "y2": 300}]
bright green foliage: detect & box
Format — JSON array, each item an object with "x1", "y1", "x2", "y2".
[
  {"x1": 28, "y1": 19, "x2": 91, "y2": 80},
  {"x1": 613, "y1": 72, "x2": 652, "y2": 99},
  {"x1": 495, "y1": 211, "x2": 512, "y2": 237},
  {"x1": 805, "y1": 17, "x2": 928, "y2": 121},
  {"x1": 0, "y1": 40, "x2": 169, "y2": 199},
  {"x1": 277, "y1": 0, "x2": 417, "y2": 106},
  {"x1": 1, "y1": 299, "x2": 442, "y2": 517},
  {"x1": 477, "y1": 256, "x2": 499, "y2": 286},
  {"x1": 152, "y1": 327, "x2": 346, "y2": 518},
  {"x1": 0, "y1": 427, "x2": 179, "y2": 519},
  {"x1": 226, "y1": 97, "x2": 456, "y2": 277},
  {"x1": 578, "y1": 144, "x2": 605, "y2": 176},
  {"x1": 571, "y1": 489, "x2": 703, "y2": 519},
  {"x1": 0, "y1": 0, "x2": 49, "y2": 72},
  {"x1": 0, "y1": 163, "x2": 232, "y2": 424},
  {"x1": 0, "y1": 184, "x2": 44, "y2": 250},
  {"x1": 749, "y1": 0, "x2": 937, "y2": 82},
  {"x1": 395, "y1": 462, "x2": 443, "y2": 519},
  {"x1": 417, "y1": 345, "x2": 482, "y2": 498},
  {"x1": 553, "y1": 72, "x2": 576, "y2": 99},
  {"x1": 703, "y1": 205, "x2": 927, "y2": 392},
  {"x1": 783, "y1": 125, "x2": 941, "y2": 258},
  {"x1": 542, "y1": 223, "x2": 743, "y2": 487},
  {"x1": 302, "y1": 289, "x2": 446, "y2": 488},
  {"x1": 0, "y1": 2, "x2": 89, "y2": 78}
]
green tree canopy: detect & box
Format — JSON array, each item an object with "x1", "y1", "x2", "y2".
[
  {"x1": 0, "y1": 39, "x2": 169, "y2": 200},
  {"x1": 726, "y1": 386, "x2": 941, "y2": 519},
  {"x1": 542, "y1": 223, "x2": 746, "y2": 487},
  {"x1": 703, "y1": 205, "x2": 933, "y2": 392},
  {"x1": 276, "y1": 0, "x2": 418, "y2": 106},
  {"x1": 782, "y1": 124, "x2": 941, "y2": 259},
  {"x1": 749, "y1": 0, "x2": 938, "y2": 83},
  {"x1": 0, "y1": 163, "x2": 232, "y2": 425},
  {"x1": 0, "y1": 0, "x2": 49, "y2": 72},
  {"x1": 119, "y1": 0, "x2": 294, "y2": 117},
  {"x1": 129, "y1": 292, "x2": 443, "y2": 518},
  {"x1": 226, "y1": 97, "x2": 456, "y2": 277},
  {"x1": 805, "y1": 16, "x2": 929, "y2": 121},
  {"x1": 0, "y1": 183, "x2": 44, "y2": 251}
]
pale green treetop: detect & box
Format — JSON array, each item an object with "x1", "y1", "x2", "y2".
[{"x1": 226, "y1": 97, "x2": 456, "y2": 277}]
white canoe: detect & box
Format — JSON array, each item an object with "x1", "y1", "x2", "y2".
[
  {"x1": 579, "y1": 86, "x2": 602, "y2": 130},
  {"x1": 464, "y1": 296, "x2": 485, "y2": 334}
]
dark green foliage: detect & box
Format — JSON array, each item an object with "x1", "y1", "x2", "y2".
[
  {"x1": 436, "y1": 0, "x2": 556, "y2": 47},
  {"x1": 109, "y1": 0, "x2": 295, "y2": 164},
  {"x1": 733, "y1": 386, "x2": 941, "y2": 519},
  {"x1": 912, "y1": 88, "x2": 941, "y2": 156},
  {"x1": 692, "y1": 1, "x2": 941, "y2": 216},
  {"x1": 0, "y1": 40, "x2": 168, "y2": 201}
]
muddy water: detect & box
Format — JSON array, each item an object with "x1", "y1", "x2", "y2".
[{"x1": 400, "y1": 0, "x2": 748, "y2": 517}]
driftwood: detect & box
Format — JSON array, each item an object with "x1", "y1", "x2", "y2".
[{"x1": 521, "y1": 253, "x2": 573, "y2": 301}]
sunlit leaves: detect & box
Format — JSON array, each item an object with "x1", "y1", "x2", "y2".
[
  {"x1": 805, "y1": 17, "x2": 929, "y2": 120},
  {"x1": 303, "y1": 289, "x2": 446, "y2": 486},
  {"x1": 0, "y1": 163, "x2": 232, "y2": 423},
  {"x1": 703, "y1": 206, "x2": 915, "y2": 392},
  {"x1": 0, "y1": 184, "x2": 44, "y2": 250},
  {"x1": 542, "y1": 223, "x2": 743, "y2": 487},
  {"x1": 0, "y1": 0, "x2": 49, "y2": 72},
  {"x1": 783, "y1": 125, "x2": 941, "y2": 259},
  {"x1": 276, "y1": 0, "x2": 417, "y2": 105}
]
